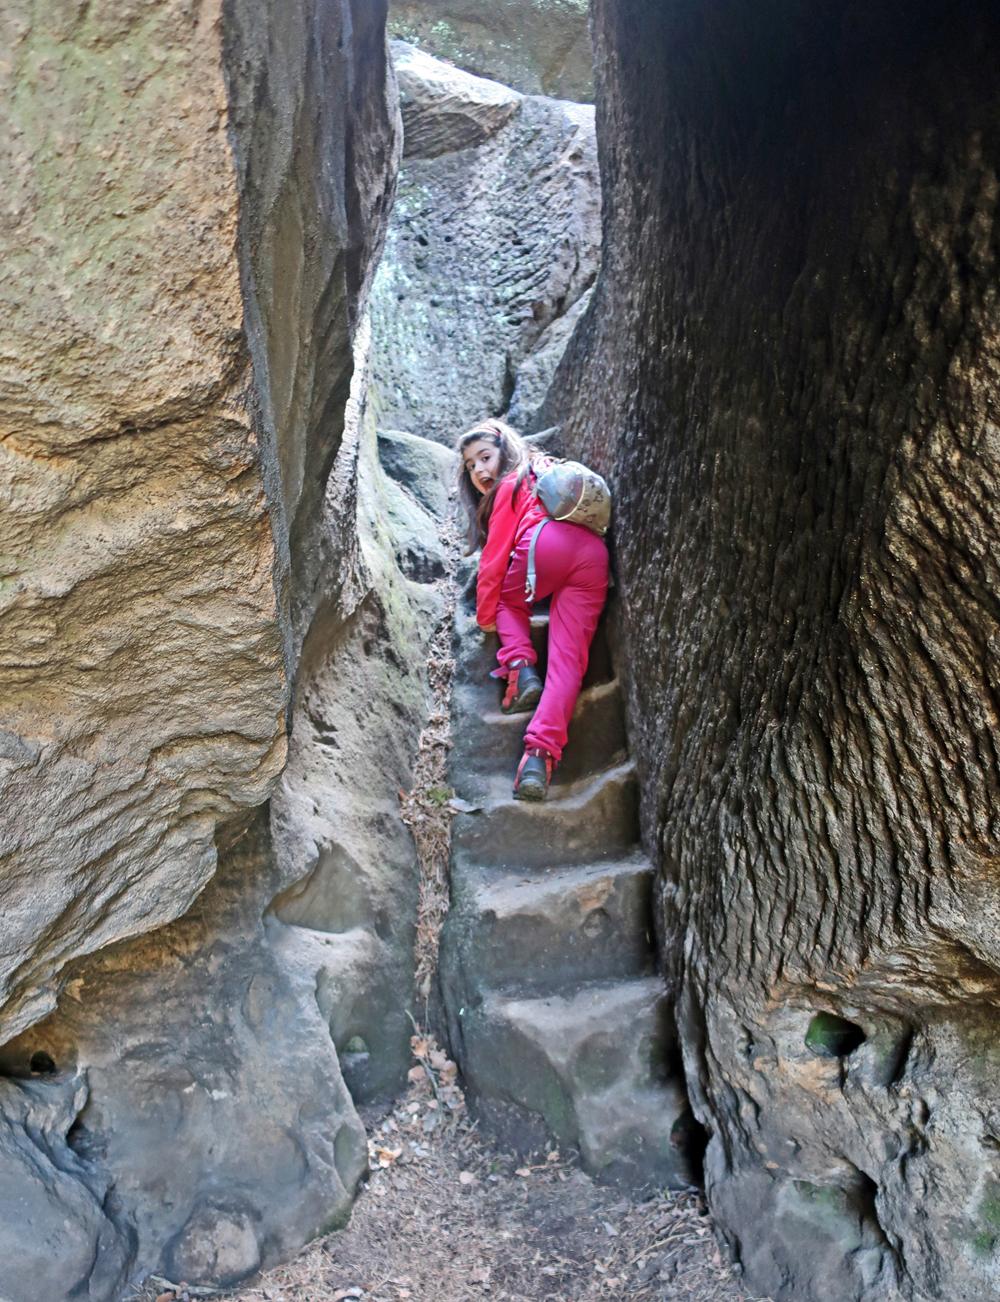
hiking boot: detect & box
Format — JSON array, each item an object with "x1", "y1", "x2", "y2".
[
  {"x1": 501, "y1": 661, "x2": 543, "y2": 714},
  {"x1": 513, "y1": 746, "x2": 554, "y2": 801}
]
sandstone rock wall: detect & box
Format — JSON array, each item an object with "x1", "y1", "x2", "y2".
[
  {"x1": 546, "y1": 1, "x2": 1000, "y2": 1298},
  {"x1": 369, "y1": 42, "x2": 600, "y2": 445},
  {"x1": 0, "y1": 3, "x2": 435, "y2": 1298},
  {"x1": 225, "y1": 0, "x2": 401, "y2": 652},
  {"x1": 0, "y1": 0, "x2": 287, "y2": 1048},
  {"x1": 0, "y1": 341, "x2": 452, "y2": 1299}
]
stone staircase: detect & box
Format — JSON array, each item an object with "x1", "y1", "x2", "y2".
[{"x1": 439, "y1": 587, "x2": 697, "y2": 1189}]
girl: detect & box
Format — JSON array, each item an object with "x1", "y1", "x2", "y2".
[{"x1": 456, "y1": 418, "x2": 609, "y2": 801}]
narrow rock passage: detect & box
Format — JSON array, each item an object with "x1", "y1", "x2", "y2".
[
  {"x1": 440, "y1": 583, "x2": 695, "y2": 1188},
  {"x1": 202, "y1": 544, "x2": 764, "y2": 1302}
]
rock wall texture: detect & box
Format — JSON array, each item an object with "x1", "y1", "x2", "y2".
[
  {"x1": 387, "y1": 0, "x2": 593, "y2": 102},
  {"x1": 369, "y1": 43, "x2": 600, "y2": 445},
  {"x1": 0, "y1": 3, "x2": 437, "y2": 1298},
  {"x1": 226, "y1": 0, "x2": 401, "y2": 651},
  {"x1": 0, "y1": 347, "x2": 451, "y2": 1301},
  {"x1": 546, "y1": 1, "x2": 1000, "y2": 1298},
  {"x1": 1, "y1": 0, "x2": 287, "y2": 1048}
]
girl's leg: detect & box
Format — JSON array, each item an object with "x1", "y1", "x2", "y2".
[
  {"x1": 523, "y1": 526, "x2": 608, "y2": 762},
  {"x1": 495, "y1": 542, "x2": 536, "y2": 669}
]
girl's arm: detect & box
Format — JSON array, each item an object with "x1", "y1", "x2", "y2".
[{"x1": 476, "y1": 476, "x2": 520, "y2": 629}]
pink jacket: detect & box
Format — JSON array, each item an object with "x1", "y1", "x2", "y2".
[{"x1": 476, "y1": 470, "x2": 548, "y2": 628}]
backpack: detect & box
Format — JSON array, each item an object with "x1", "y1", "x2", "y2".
[
  {"x1": 531, "y1": 460, "x2": 611, "y2": 536},
  {"x1": 523, "y1": 460, "x2": 612, "y2": 601}
]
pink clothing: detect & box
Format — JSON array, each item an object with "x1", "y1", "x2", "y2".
[
  {"x1": 495, "y1": 520, "x2": 609, "y2": 762},
  {"x1": 476, "y1": 471, "x2": 548, "y2": 629}
]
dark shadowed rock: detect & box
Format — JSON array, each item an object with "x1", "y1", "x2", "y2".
[
  {"x1": 0, "y1": 814, "x2": 369, "y2": 1291},
  {"x1": 373, "y1": 427, "x2": 455, "y2": 581},
  {"x1": 379, "y1": 474, "x2": 448, "y2": 581},
  {"x1": 546, "y1": 1, "x2": 1000, "y2": 1297},
  {"x1": 388, "y1": 0, "x2": 593, "y2": 101},
  {"x1": 507, "y1": 286, "x2": 594, "y2": 432}
]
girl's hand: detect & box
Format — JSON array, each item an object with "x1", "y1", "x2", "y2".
[{"x1": 479, "y1": 622, "x2": 497, "y2": 633}]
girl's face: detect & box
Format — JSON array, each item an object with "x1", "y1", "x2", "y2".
[{"x1": 463, "y1": 438, "x2": 501, "y2": 495}]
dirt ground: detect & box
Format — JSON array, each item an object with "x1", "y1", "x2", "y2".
[{"x1": 134, "y1": 1035, "x2": 766, "y2": 1302}]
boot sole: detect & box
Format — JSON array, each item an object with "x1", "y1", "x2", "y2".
[
  {"x1": 501, "y1": 685, "x2": 543, "y2": 715},
  {"x1": 513, "y1": 777, "x2": 548, "y2": 801}
]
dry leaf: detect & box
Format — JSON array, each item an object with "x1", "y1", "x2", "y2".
[
  {"x1": 546, "y1": 1150, "x2": 560, "y2": 1162},
  {"x1": 406, "y1": 1065, "x2": 425, "y2": 1083},
  {"x1": 515, "y1": 1167, "x2": 532, "y2": 1178},
  {"x1": 411, "y1": 1037, "x2": 429, "y2": 1057},
  {"x1": 469, "y1": 1266, "x2": 491, "y2": 1284},
  {"x1": 458, "y1": 1170, "x2": 476, "y2": 1186},
  {"x1": 374, "y1": 1145, "x2": 402, "y2": 1166}
]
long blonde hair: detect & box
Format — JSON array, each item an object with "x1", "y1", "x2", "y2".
[{"x1": 454, "y1": 419, "x2": 546, "y2": 553}]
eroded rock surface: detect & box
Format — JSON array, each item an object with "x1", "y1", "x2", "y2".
[
  {"x1": 393, "y1": 41, "x2": 522, "y2": 160},
  {"x1": 547, "y1": 1, "x2": 1000, "y2": 1298},
  {"x1": 388, "y1": 0, "x2": 593, "y2": 102},
  {"x1": 0, "y1": 2, "x2": 436, "y2": 1298},
  {"x1": 0, "y1": 398, "x2": 452, "y2": 1297},
  {"x1": 0, "y1": 814, "x2": 368, "y2": 1290},
  {"x1": 371, "y1": 44, "x2": 600, "y2": 444},
  {"x1": 0, "y1": 1073, "x2": 131, "y2": 1302},
  {"x1": 0, "y1": 0, "x2": 287, "y2": 1046},
  {"x1": 269, "y1": 393, "x2": 449, "y2": 1107}
]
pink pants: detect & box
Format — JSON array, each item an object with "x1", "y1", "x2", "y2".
[{"x1": 496, "y1": 521, "x2": 609, "y2": 762}]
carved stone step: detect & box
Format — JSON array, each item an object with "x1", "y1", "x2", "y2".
[
  {"x1": 442, "y1": 851, "x2": 654, "y2": 999},
  {"x1": 450, "y1": 676, "x2": 628, "y2": 792},
  {"x1": 452, "y1": 978, "x2": 695, "y2": 1188},
  {"x1": 451, "y1": 760, "x2": 639, "y2": 870}
]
